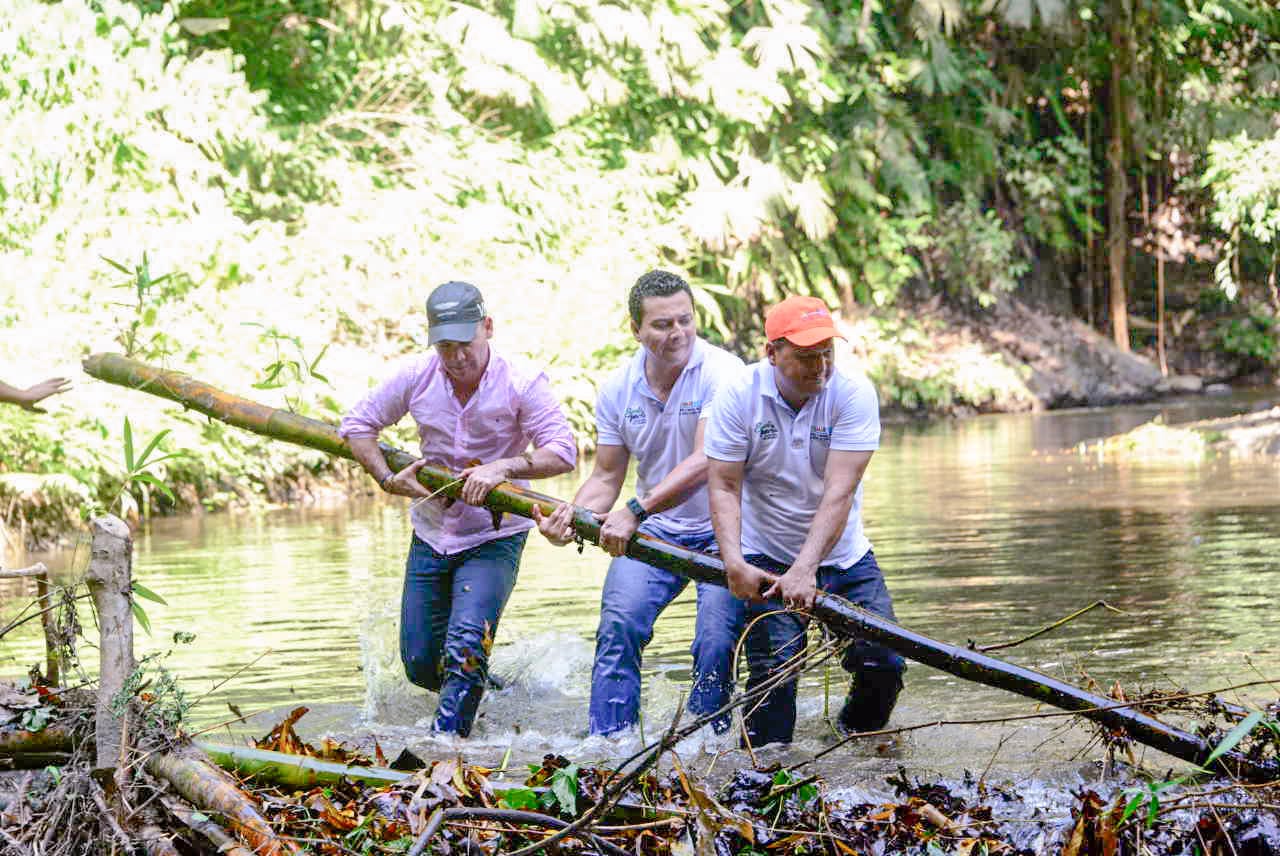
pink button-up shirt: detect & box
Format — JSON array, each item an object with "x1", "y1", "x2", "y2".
[{"x1": 340, "y1": 351, "x2": 578, "y2": 554}]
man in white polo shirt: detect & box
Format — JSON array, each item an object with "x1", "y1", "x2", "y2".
[
  {"x1": 705, "y1": 295, "x2": 905, "y2": 746},
  {"x1": 535, "y1": 270, "x2": 746, "y2": 736}
]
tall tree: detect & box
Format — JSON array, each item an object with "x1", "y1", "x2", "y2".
[{"x1": 1106, "y1": 0, "x2": 1134, "y2": 350}]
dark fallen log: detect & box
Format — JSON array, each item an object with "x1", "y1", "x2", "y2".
[{"x1": 83, "y1": 352, "x2": 1280, "y2": 782}]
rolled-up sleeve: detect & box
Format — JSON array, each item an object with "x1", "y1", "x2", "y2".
[
  {"x1": 519, "y1": 373, "x2": 578, "y2": 467},
  {"x1": 339, "y1": 361, "x2": 414, "y2": 440}
]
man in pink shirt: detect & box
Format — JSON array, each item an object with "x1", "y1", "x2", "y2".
[{"x1": 340, "y1": 281, "x2": 577, "y2": 737}]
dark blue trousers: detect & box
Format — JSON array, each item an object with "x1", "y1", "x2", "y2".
[
  {"x1": 400, "y1": 531, "x2": 527, "y2": 736},
  {"x1": 742, "y1": 549, "x2": 905, "y2": 746},
  {"x1": 589, "y1": 524, "x2": 745, "y2": 736}
]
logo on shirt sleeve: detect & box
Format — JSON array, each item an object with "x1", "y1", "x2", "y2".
[
  {"x1": 754, "y1": 420, "x2": 778, "y2": 441},
  {"x1": 678, "y1": 399, "x2": 703, "y2": 416},
  {"x1": 623, "y1": 406, "x2": 648, "y2": 426},
  {"x1": 809, "y1": 425, "x2": 832, "y2": 445}
]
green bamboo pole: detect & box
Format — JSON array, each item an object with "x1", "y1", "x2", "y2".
[{"x1": 83, "y1": 353, "x2": 1280, "y2": 782}]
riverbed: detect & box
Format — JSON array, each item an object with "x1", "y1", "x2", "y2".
[{"x1": 4, "y1": 391, "x2": 1278, "y2": 799}]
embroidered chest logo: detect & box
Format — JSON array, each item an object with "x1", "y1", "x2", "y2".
[
  {"x1": 678, "y1": 398, "x2": 703, "y2": 416},
  {"x1": 754, "y1": 420, "x2": 779, "y2": 441},
  {"x1": 624, "y1": 406, "x2": 648, "y2": 426},
  {"x1": 809, "y1": 425, "x2": 832, "y2": 444}
]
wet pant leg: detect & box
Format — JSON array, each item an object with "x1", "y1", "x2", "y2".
[
  {"x1": 739, "y1": 554, "x2": 808, "y2": 746},
  {"x1": 399, "y1": 532, "x2": 527, "y2": 737},
  {"x1": 823, "y1": 550, "x2": 906, "y2": 733},
  {"x1": 588, "y1": 550, "x2": 687, "y2": 736},
  {"x1": 689, "y1": 580, "x2": 747, "y2": 733}
]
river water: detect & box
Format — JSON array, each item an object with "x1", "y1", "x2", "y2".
[{"x1": 4, "y1": 392, "x2": 1279, "y2": 799}]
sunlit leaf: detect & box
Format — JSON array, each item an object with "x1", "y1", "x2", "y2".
[
  {"x1": 123, "y1": 417, "x2": 135, "y2": 473},
  {"x1": 133, "y1": 581, "x2": 168, "y2": 605},
  {"x1": 132, "y1": 601, "x2": 152, "y2": 635}
]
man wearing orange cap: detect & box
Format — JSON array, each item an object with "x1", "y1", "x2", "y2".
[{"x1": 704, "y1": 295, "x2": 904, "y2": 745}]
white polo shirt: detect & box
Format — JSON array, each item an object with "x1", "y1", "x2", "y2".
[
  {"x1": 596, "y1": 338, "x2": 745, "y2": 536},
  {"x1": 704, "y1": 360, "x2": 880, "y2": 568}
]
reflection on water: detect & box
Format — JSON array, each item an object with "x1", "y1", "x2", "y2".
[{"x1": 3, "y1": 393, "x2": 1279, "y2": 787}]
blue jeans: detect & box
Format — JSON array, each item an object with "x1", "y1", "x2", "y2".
[
  {"x1": 400, "y1": 531, "x2": 528, "y2": 736},
  {"x1": 741, "y1": 549, "x2": 905, "y2": 746},
  {"x1": 589, "y1": 525, "x2": 746, "y2": 736}
]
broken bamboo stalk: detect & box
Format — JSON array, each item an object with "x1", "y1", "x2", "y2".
[
  {"x1": 82, "y1": 352, "x2": 1280, "y2": 782},
  {"x1": 196, "y1": 741, "x2": 673, "y2": 822},
  {"x1": 85, "y1": 515, "x2": 134, "y2": 771},
  {"x1": 144, "y1": 747, "x2": 296, "y2": 856}
]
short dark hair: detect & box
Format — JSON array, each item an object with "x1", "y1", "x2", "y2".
[{"x1": 628, "y1": 270, "x2": 694, "y2": 327}]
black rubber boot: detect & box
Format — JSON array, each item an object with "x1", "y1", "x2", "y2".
[{"x1": 837, "y1": 669, "x2": 903, "y2": 734}]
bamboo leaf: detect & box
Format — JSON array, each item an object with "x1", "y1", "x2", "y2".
[
  {"x1": 123, "y1": 417, "x2": 135, "y2": 472},
  {"x1": 132, "y1": 601, "x2": 152, "y2": 635},
  {"x1": 100, "y1": 255, "x2": 134, "y2": 276},
  {"x1": 133, "y1": 472, "x2": 175, "y2": 503},
  {"x1": 134, "y1": 428, "x2": 171, "y2": 470},
  {"x1": 1203, "y1": 710, "x2": 1265, "y2": 768},
  {"x1": 133, "y1": 582, "x2": 169, "y2": 606}
]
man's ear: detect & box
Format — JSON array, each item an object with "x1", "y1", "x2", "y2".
[
  {"x1": 765, "y1": 340, "x2": 778, "y2": 365},
  {"x1": 629, "y1": 319, "x2": 640, "y2": 339}
]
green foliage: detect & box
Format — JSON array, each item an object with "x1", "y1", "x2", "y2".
[
  {"x1": 112, "y1": 417, "x2": 186, "y2": 520},
  {"x1": 113, "y1": 651, "x2": 193, "y2": 731},
  {"x1": 1121, "y1": 709, "x2": 1275, "y2": 828},
  {"x1": 540, "y1": 763, "x2": 580, "y2": 816},
  {"x1": 3, "y1": 0, "x2": 1277, "y2": 541},
  {"x1": 497, "y1": 787, "x2": 541, "y2": 811},
  {"x1": 1204, "y1": 131, "x2": 1280, "y2": 298},
  {"x1": 856, "y1": 316, "x2": 1034, "y2": 414},
  {"x1": 1217, "y1": 313, "x2": 1278, "y2": 363},
  {"x1": 926, "y1": 197, "x2": 1028, "y2": 307}
]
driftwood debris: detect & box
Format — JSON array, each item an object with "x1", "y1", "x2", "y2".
[{"x1": 82, "y1": 352, "x2": 1280, "y2": 781}]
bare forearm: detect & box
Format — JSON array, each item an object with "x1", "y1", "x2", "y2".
[
  {"x1": 637, "y1": 454, "x2": 706, "y2": 516},
  {"x1": 0, "y1": 382, "x2": 25, "y2": 406},
  {"x1": 792, "y1": 490, "x2": 855, "y2": 569},
  {"x1": 572, "y1": 471, "x2": 624, "y2": 515},
  {"x1": 505, "y1": 447, "x2": 575, "y2": 480},
  {"x1": 707, "y1": 476, "x2": 745, "y2": 565},
  {"x1": 347, "y1": 437, "x2": 394, "y2": 483},
  {"x1": 793, "y1": 450, "x2": 872, "y2": 570}
]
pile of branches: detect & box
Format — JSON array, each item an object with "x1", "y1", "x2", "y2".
[{"x1": 0, "y1": 690, "x2": 1278, "y2": 855}]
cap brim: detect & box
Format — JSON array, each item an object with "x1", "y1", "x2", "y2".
[
  {"x1": 427, "y1": 321, "x2": 480, "y2": 345},
  {"x1": 784, "y1": 326, "x2": 845, "y2": 347}
]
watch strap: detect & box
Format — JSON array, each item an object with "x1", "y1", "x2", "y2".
[{"x1": 626, "y1": 496, "x2": 650, "y2": 522}]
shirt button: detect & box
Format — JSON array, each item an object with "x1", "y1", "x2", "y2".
[{"x1": 791, "y1": 439, "x2": 804, "y2": 449}]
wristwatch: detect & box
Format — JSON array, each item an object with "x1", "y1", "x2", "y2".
[
  {"x1": 378, "y1": 471, "x2": 396, "y2": 491},
  {"x1": 625, "y1": 496, "x2": 650, "y2": 522}
]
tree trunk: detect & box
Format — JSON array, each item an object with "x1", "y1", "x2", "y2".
[
  {"x1": 81, "y1": 353, "x2": 1280, "y2": 782},
  {"x1": 1107, "y1": 0, "x2": 1133, "y2": 350},
  {"x1": 86, "y1": 515, "x2": 134, "y2": 771}
]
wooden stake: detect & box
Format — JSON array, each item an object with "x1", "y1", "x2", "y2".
[{"x1": 86, "y1": 515, "x2": 135, "y2": 771}]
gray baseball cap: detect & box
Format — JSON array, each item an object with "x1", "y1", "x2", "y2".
[{"x1": 426, "y1": 281, "x2": 487, "y2": 344}]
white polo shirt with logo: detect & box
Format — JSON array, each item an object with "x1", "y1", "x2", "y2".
[
  {"x1": 704, "y1": 360, "x2": 880, "y2": 568},
  {"x1": 596, "y1": 338, "x2": 746, "y2": 537}
]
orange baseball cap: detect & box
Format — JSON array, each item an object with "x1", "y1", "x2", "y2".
[{"x1": 764, "y1": 296, "x2": 845, "y2": 347}]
